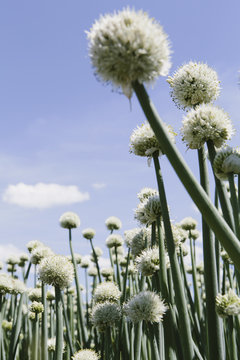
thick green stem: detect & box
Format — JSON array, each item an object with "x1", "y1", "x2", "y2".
[
  {"x1": 31, "y1": 314, "x2": 39, "y2": 360},
  {"x1": 152, "y1": 152, "x2": 194, "y2": 360},
  {"x1": 189, "y1": 236, "x2": 202, "y2": 322},
  {"x1": 227, "y1": 316, "x2": 238, "y2": 360},
  {"x1": 8, "y1": 293, "x2": 25, "y2": 360},
  {"x1": 68, "y1": 229, "x2": 87, "y2": 346},
  {"x1": 132, "y1": 81, "x2": 240, "y2": 271},
  {"x1": 60, "y1": 292, "x2": 74, "y2": 356},
  {"x1": 55, "y1": 287, "x2": 63, "y2": 360},
  {"x1": 228, "y1": 173, "x2": 240, "y2": 239},
  {"x1": 89, "y1": 238, "x2": 102, "y2": 283},
  {"x1": 114, "y1": 246, "x2": 122, "y2": 291},
  {"x1": 207, "y1": 141, "x2": 234, "y2": 231},
  {"x1": 41, "y1": 283, "x2": 48, "y2": 360},
  {"x1": 198, "y1": 146, "x2": 224, "y2": 360},
  {"x1": 134, "y1": 322, "x2": 142, "y2": 360},
  {"x1": 156, "y1": 218, "x2": 177, "y2": 360}
]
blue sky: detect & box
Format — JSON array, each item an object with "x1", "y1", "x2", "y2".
[{"x1": 0, "y1": 0, "x2": 239, "y2": 265}]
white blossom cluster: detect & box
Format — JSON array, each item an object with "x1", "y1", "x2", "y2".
[
  {"x1": 130, "y1": 122, "x2": 175, "y2": 157},
  {"x1": 216, "y1": 289, "x2": 240, "y2": 317},
  {"x1": 213, "y1": 147, "x2": 240, "y2": 180},
  {"x1": 91, "y1": 301, "x2": 121, "y2": 332},
  {"x1": 82, "y1": 228, "x2": 96, "y2": 240},
  {"x1": 181, "y1": 104, "x2": 234, "y2": 149},
  {"x1": 72, "y1": 349, "x2": 99, "y2": 360},
  {"x1": 87, "y1": 8, "x2": 171, "y2": 97},
  {"x1": 0, "y1": 273, "x2": 26, "y2": 295},
  {"x1": 137, "y1": 187, "x2": 158, "y2": 202},
  {"x1": 130, "y1": 228, "x2": 151, "y2": 258},
  {"x1": 38, "y1": 255, "x2": 74, "y2": 289},
  {"x1": 106, "y1": 234, "x2": 124, "y2": 248},
  {"x1": 135, "y1": 195, "x2": 162, "y2": 226},
  {"x1": 30, "y1": 246, "x2": 54, "y2": 265},
  {"x1": 105, "y1": 216, "x2": 122, "y2": 231},
  {"x1": 59, "y1": 212, "x2": 80, "y2": 229},
  {"x1": 93, "y1": 282, "x2": 121, "y2": 304},
  {"x1": 135, "y1": 246, "x2": 160, "y2": 276},
  {"x1": 123, "y1": 291, "x2": 167, "y2": 323},
  {"x1": 167, "y1": 62, "x2": 220, "y2": 109}
]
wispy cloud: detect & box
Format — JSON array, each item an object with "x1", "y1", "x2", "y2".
[
  {"x1": 2, "y1": 183, "x2": 89, "y2": 209},
  {"x1": 92, "y1": 183, "x2": 106, "y2": 190}
]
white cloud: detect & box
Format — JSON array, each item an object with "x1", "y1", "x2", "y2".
[
  {"x1": 2, "y1": 183, "x2": 90, "y2": 209},
  {"x1": 0, "y1": 244, "x2": 24, "y2": 262},
  {"x1": 92, "y1": 183, "x2": 106, "y2": 189}
]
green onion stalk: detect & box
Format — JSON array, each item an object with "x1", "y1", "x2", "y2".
[
  {"x1": 31, "y1": 313, "x2": 39, "y2": 360},
  {"x1": 227, "y1": 173, "x2": 240, "y2": 239},
  {"x1": 197, "y1": 146, "x2": 225, "y2": 360},
  {"x1": 156, "y1": 217, "x2": 177, "y2": 360},
  {"x1": 60, "y1": 292, "x2": 74, "y2": 357},
  {"x1": 114, "y1": 246, "x2": 122, "y2": 291},
  {"x1": 132, "y1": 81, "x2": 240, "y2": 272},
  {"x1": 188, "y1": 231, "x2": 202, "y2": 322},
  {"x1": 68, "y1": 228, "x2": 87, "y2": 346},
  {"x1": 89, "y1": 238, "x2": 102, "y2": 283},
  {"x1": 54, "y1": 286, "x2": 63, "y2": 360},
  {"x1": 41, "y1": 283, "x2": 48, "y2": 360},
  {"x1": 8, "y1": 292, "x2": 25, "y2": 360},
  {"x1": 152, "y1": 151, "x2": 194, "y2": 360}
]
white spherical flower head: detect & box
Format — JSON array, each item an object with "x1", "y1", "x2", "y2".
[
  {"x1": 93, "y1": 282, "x2": 121, "y2": 303},
  {"x1": 137, "y1": 187, "x2": 158, "y2": 202},
  {"x1": 87, "y1": 8, "x2": 171, "y2": 98},
  {"x1": 106, "y1": 234, "x2": 124, "y2": 248},
  {"x1": 59, "y1": 212, "x2": 80, "y2": 229},
  {"x1": 130, "y1": 228, "x2": 151, "y2": 258},
  {"x1": 135, "y1": 246, "x2": 160, "y2": 276},
  {"x1": 11, "y1": 278, "x2": 27, "y2": 295},
  {"x1": 180, "y1": 217, "x2": 197, "y2": 231},
  {"x1": 134, "y1": 195, "x2": 162, "y2": 226},
  {"x1": 72, "y1": 349, "x2": 99, "y2": 360},
  {"x1": 6, "y1": 255, "x2": 19, "y2": 266},
  {"x1": 124, "y1": 291, "x2": 167, "y2": 323},
  {"x1": 181, "y1": 104, "x2": 234, "y2": 149},
  {"x1": 82, "y1": 228, "x2": 96, "y2": 240},
  {"x1": 216, "y1": 289, "x2": 240, "y2": 317},
  {"x1": 80, "y1": 256, "x2": 90, "y2": 269},
  {"x1": 29, "y1": 301, "x2": 44, "y2": 314},
  {"x1": 124, "y1": 228, "x2": 139, "y2": 248},
  {"x1": 171, "y1": 224, "x2": 188, "y2": 245},
  {"x1": 167, "y1": 62, "x2": 220, "y2": 109},
  {"x1": 213, "y1": 146, "x2": 236, "y2": 180},
  {"x1": 105, "y1": 216, "x2": 122, "y2": 231},
  {"x1": 88, "y1": 267, "x2": 98, "y2": 277},
  {"x1": 28, "y1": 288, "x2": 42, "y2": 302},
  {"x1": 38, "y1": 255, "x2": 74, "y2": 289},
  {"x1": 0, "y1": 274, "x2": 14, "y2": 294},
  {"x1": 91, "y1": 301, "x2": 121, "y2": 332},
  {"x1": 30, "y1": 246, "x2": 54, "y2": 265},
  {"x1": 101, "y1": 267, "x2": 114, "y2": 278},
  {"x1": 27, "y1": 240, "x2": 45, "y2": 253},
  {"x1": 130, "y1": 122, "x2": 176, "y2": 157}
]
